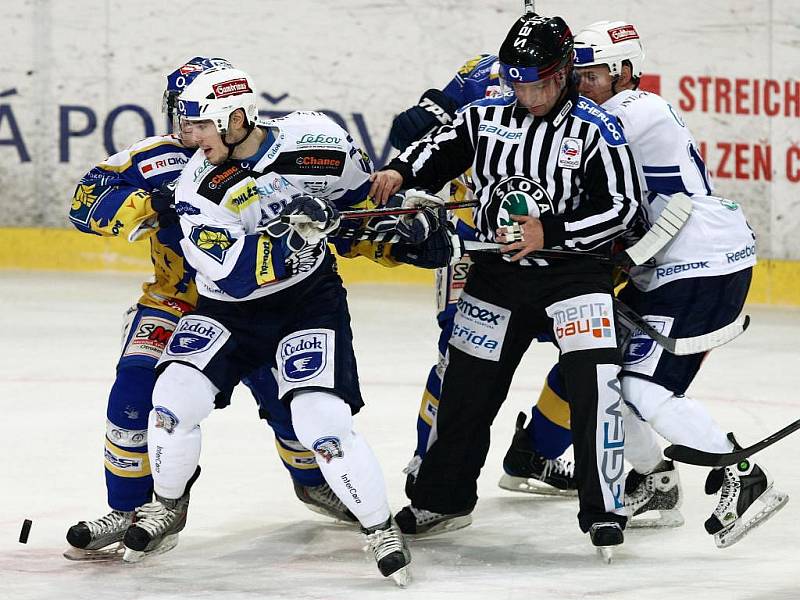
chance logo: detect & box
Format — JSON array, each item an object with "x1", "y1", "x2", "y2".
[{"x1": 281, "y1": 332, "x2": 327, "y2": 382}]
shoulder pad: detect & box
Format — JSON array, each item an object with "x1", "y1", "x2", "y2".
[{"x1": 573, "y1": 98, "x2": 627, "y2": 146}]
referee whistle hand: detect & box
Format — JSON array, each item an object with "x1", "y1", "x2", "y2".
[
  {"x1": 497, "y1": 215, "x2": 544, "y2": 262},
  {"x1": 369, "y1": 170, "x2": 404, "y2": 205}
]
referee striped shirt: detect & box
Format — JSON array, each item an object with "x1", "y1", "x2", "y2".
[{"x1": 386, "y1": 85, "x2": 642, "y2": 261}]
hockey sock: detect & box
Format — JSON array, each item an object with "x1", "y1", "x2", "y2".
[
  {"x1": 149, "y1": 363, "x2": 217, "y2": 499},
  {"x1": 622, "y1": 377, "x2": 734, "y2": 454},
  {"x1": 529, "y1": 365, "x2": 573, "y2": 458},
  {"x1": 291, "y1": 391, "x2": 390, "y2": 529}
]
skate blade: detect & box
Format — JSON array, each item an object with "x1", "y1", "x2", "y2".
[
  {"x1": 498, "y1": 474, "x2": 578, "y2": 497},
  {"x1": 629, "y1": 509, "x2": 685, "y2": 529},
  {"x1": 596, "y1": 546, "x2": 615, "y2": 564},
  {"x1": 390, "y1": 565, "x2": 412, "y2": 588},
  {"x1": 63, "y1": 543, "x2": 124, "y2": 562},
  {"x1": 715, "y1": 487, "x2": 789, "y2": 549},
  {"x1": 302, "y1": 503, "x2": 359, "y2": 527},
  {"x1": 408, "y1": 514, "x2": 473, "y2": 539},
  {"x1": 122, "y1": 533, "x2": 180, "y2": 563}
]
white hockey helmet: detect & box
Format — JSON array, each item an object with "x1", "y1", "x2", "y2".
[
  {"x1": 177, "y1": 66, "x2": 259, "y2": 134},
  {"x1": 573, "y1": 21, "x2": 645, "y2": 79}
]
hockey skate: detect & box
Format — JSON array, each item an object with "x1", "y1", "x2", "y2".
[
  {"x1": 64, "y1": 509, "x2": 133, "y2": 561},
  {"x1": 394, "y1": 505, "x2": 472, "y2": 538},
  {"x1": 590, "y1": 522, "x2": 624, "y2": 564},
  {"x1": 362, "y1": 518, "x2": 412, "y2": 587},
  {"x1": 704, "y1": 441, "x2": 788, "y2": 548},
  {"x1": 122, "y1": 466, "x2": 199, "y2": 562},
  {"x1": 294, "y1": 480, "x2": 358, "y2": 524},
  {"x1": 498, "y1": 412, "x2": 577, "y2": 496},
  {"x1": 624, "y1": 459, "x2": 684, "y2": 528}
]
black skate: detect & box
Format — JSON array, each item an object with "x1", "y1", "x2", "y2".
[
  {"x1": 64, "y1": 509, "x2": 133, "y2": 561},
  {"x1": 498, "y1": 412, "x2": 577, "y2": 496},
  {"x1": 294, "y1": 481, "x2": 358, "y2": 524},
  {"x1": 624, "y1": 459, "x2": 684, "y2": 528},
  {"x1": 394, "y1": 505, "x2": 472, "y2": 538},
  {"x1": 362, "y1": 518, "x2": 412, "y2": 587},
  {"x1": 590, "y1": 522, "x2": 624, "y2": 564},
  {"x1": 122, "y1": 466, "x2": 199, "y2": 562},
  {"x1": 704, "y1": 436, "x2": 788, "y2": 548}
]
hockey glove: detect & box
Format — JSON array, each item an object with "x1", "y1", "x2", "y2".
[
  {"x1": 392, "y1": 221, "x2": 464, "y2": 269},
  {"x1": 150, "y1": 181, "x2": 179, "y2": 229},
  {"x1": 394, "y1": 189, "x2": 444, "y2": 244},
  {"x1": 283, "y1": 195, "x2": 342, "y2": 245},
  {"x1": 389, "y1": 88, "x2": 459, "y2": 151}
]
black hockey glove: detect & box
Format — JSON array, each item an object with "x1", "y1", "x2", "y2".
[
  {"x1": 282, "y1": 195, "x2": 341, "y2": 245},
  {"x1": 393, "y1": 189, "x2": 444, "y2": 244},
  {"x1": 392, "y1": 221, "x2": 464, "y2": 269},
  {"x1": 389, "y1": 88, "x2": 459, "y2": 151},
  {"x1": 150, "y1": 181, "x2": 178, "y2": 229}
]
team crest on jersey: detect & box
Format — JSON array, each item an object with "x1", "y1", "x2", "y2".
[
  {"x1": 190, "y1": 225, "x2": 234, "y2": 264},
  {"x1": 558, "y1": 137, "x2": 583, "y2": 169},
  {"x1": 312, "y1": 436, "x2": 343, "y2": 463},
  {"x1": 280, "y1": 331, "x2": 328, "y2": 382},
  {"x1": 492, "y1": 176, "x2": 555, "y2": 224}
]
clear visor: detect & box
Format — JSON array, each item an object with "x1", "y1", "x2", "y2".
[{"x1": 503, "y1": 75, "x2": 562, "y2": 108}]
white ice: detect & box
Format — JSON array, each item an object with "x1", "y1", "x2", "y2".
[{"x1": 1, "y1": 271, "x2": 799, "y2": 600}]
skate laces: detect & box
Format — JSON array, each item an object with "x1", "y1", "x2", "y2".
[
  {"x1": 85, "y1": 510, "x2": 132, "y2": 537},
  {"x1": 409, "y1": 506, "x2": 448, "y2": 525},
  {"x1": 132, "y1": 502, "x2": 177, "y2": 537},
  {"x1": 307, "y1": 483, "x2": 347, "y2": 510},
  {"x1": 540, "y1": 458, "x2": 574, "y2": 481},
  {"x1": 363, "y1": 524, "x2": 404, "y2": 561},
  {"x1": 714, "y1": 468, "x2": 742, "y2": 517}
]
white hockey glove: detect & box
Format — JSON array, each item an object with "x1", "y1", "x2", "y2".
[
  {"x1": 394, "y1": 189, "x2": 444, "y2": 244},
  {"x1": 281, "y1": 195, "x2": 341, "y2": 246}
]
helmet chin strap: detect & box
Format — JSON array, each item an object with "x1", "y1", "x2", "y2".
[{"x1": 221, "y1": 120, "x2": 256, "y2": 161}]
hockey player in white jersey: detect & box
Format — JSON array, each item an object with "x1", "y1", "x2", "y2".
[
  {"x1": 120, "y1": 66, "x2": 415, "y2": 585},
  {"x1": 573, "y1": 20, "x2": 788, "y2": 546}
]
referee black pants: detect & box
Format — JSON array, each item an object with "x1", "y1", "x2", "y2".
[{"x1": 411, "y1": 256, "x2": 628, "y2": 532}]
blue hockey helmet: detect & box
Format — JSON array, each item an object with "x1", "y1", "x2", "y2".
[{"x1": 162, "y1": 57, "x2": 233, "y2": 134}]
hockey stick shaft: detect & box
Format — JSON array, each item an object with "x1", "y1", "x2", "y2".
[
  {"x1": 614, "y1": 299, "x2": 750, "y2": 356},
  {"x1": 664, "y1": 419, "x2": 800, "y2": 467},
  {"x1": 280, "y1": 200, "x2": 479, "y2": 224},
  {"x1": 463, "y1": 241, "x2": 611, "y2": 263}
]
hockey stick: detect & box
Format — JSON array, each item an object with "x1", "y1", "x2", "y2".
[
  {"x1": 524, "y1": 0, "x2": 536, "y2": 14},
  {"x1": 664, "y1": 420, "x2": 800, "y2": 467},
  {"x1": 464, "y1": 193, "x2": 694, "y2": 267},
  {"x1": 614, "y1": 299, "x2": 750, "y2": 356},
  {"x1": 279, "y1": 200, "x2": 478, "y2": 224}
]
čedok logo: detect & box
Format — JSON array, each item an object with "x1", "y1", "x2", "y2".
[
  {"x1": 281, "y1": 332, "x2": 328, "y2": 381},
  {"x1": 168, "y1": 318, "x2": 223, "y2": 356}
]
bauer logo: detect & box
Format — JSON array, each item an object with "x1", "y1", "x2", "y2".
[
  {"x1": 450, "y1": 293, "x2": 510, "y2": 362},
  {"x1": 546, "y1": 293, "x2": 617, "y2": 354},
  {"x1": 478, "y1": 123, "x2": 524, "y2": 141},
  {"x1": 313, "y1": 436, "x2": 344, "y2": 463},
  {"x1": 281, "y1": 331, "x2": 328, "y2": 382},
  {"x1": 167, "y1": 318, "x2": 223, "y2": 356},
  {"x1": 212, "y1": 78, "x2": 252, "y2": 98}
]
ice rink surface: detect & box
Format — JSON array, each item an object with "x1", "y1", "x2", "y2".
[{"x1": 1, "y1": 271, "x2": 799, "y2": 600}]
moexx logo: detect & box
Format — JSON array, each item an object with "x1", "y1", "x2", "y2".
[
  {"x1": 656, "y1": 261, "x2": 710, "y2": 278},
  {"x1": 456, "y1": 297, "x2": 505, "y2": 325}
]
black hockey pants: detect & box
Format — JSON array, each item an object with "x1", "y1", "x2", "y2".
[{"x1": 411, "y1": 256, "x2": 628, "y2": 532}]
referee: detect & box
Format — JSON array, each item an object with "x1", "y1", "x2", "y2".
[{"x1": 370, "y1": 14, "x2": 643, "y2": 551}]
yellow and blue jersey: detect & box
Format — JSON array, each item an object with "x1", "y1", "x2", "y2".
[{"x1": 69, "y1": 134, "x2": 197, "y2": 316}]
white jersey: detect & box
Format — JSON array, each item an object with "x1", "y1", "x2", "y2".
[
  {"x1": 604, "y1": 91, "x2": 756, "y2": 292},
  {"x1": 175, "y1": 111, "x2": 372, "y2": 301}
]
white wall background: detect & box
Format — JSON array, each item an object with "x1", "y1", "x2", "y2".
[{"x1": 3, "y1": 0, "x2": 799, "y2": 258}]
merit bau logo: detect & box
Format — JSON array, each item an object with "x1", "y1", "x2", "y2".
[{"x1": 546, "y1": 293, "x2": 616, "y2": 354}]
